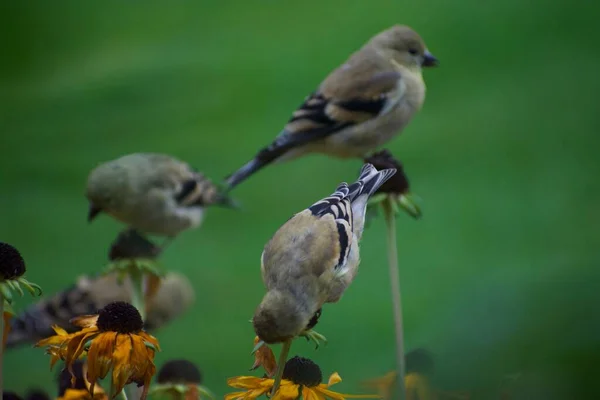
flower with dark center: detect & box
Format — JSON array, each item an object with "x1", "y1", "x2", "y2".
[
  {"x1": 282, "y1": 356, "x2": 323, "y2": 387},
  {"x1": 96, "y1": 301, "x2": 144, "y2": 333},
  {"x1": 362, "y1": 150, "x2": 422, "y2": 220},
  {"x1": 24, "y1": 390, "x2": 51, "y2": 400},
  {"x1": 3, "y1": 392, "x2": 23, "y2": 400},
  {"x1": 364, "y1": 150, "x2": 410, "y2": 196},
  {"x1": 0, "y1": 242, "x2": 26, "y2": 281},
  {"x1": 157, "y1": 359, "x2": 203, "y2": 385},
  {"x1": 149, "y1": 359, "x2": 215, "y2": 400},
  {"x1": 35, "y1": 302, "x2": 159, "y2": 400},
  {"x1": 108, "y1": 229, "x2": 162, "y2": 261},
  {"x1": 226, "y1": 354, "x2": 379, "y2": 400}
]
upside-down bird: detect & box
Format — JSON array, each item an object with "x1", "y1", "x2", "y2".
[{"x1": 253, "y1": 163, "x2": 396, "y2": 344}]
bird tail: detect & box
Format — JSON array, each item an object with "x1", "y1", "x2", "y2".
[
  {"x1": 348, "y1": 163, "x2": 396, "y2": 202},
  {"x1": 348, "y1": 163, "x2": 396, "y2": 236},
  {"x1": 225, "y1": 129, "x2": 309, "y2": 190}
]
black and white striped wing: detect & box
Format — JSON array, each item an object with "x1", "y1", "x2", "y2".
[{"x1": 307, "y1": 183, "x2": 354, "y2": 271}]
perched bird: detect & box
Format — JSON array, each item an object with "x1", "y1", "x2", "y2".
[
  {"x1": 226, "y1": 24, "x2": 437, "y2": 189},
  {"x1": 5, "y1": 271, "x2": 195, "y2": 349},
  {"x1": 86, "y1": 153, "x2": 234, "y2": 237},
  {"x1": 253, "y1": 163, "x2": 396, "y2": 343}
]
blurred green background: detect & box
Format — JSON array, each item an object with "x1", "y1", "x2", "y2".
[{"x1": 1, "y1": 1, "x2": 599, "y2": 399}]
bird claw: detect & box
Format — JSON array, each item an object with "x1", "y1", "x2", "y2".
[{"x1": 300, "y1": 329, "x2": 328, "y2": 349}]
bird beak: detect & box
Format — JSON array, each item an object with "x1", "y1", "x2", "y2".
[
  {"x1": 422, "y1": 50, "x2": 439, "y2": 67},
  {"x1": 87, "y1": 202, "x2": 102, "y2": 222}
]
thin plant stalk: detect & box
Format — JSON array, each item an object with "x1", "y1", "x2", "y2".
[
  {"x1": 119, "y1": 388, "x2": 129, "y2": 400},
  {"x1": 0, "y1": 298, "x2": 4, "y2": 400},
  {"x1": 382, "y1": 196, "x2": 406, "y2": 400},
  {"x1": 271, "y1": 339, "x2": 292, "y2": 396},
  {"x1": 128, "y1": 269, "x2": 146, "y2": 321}
]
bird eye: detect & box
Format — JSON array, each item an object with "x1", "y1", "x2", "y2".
[{"x1": 408, "y1": 48, "x2": 419, "y2": 56}]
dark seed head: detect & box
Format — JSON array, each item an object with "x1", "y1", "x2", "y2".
[
  {"x1": 24, "y1": 390, "x2": 50, "y2": 400},
  {"x1": 282, "y1": 356, "x2": 322, "y2": 387},
  {"x1": 3, "y1": 392, "x2": 23, "y2": 400},
  {"x1": 57, "y1": 360, "x2": 87, "y2": 396},
  {"x1": 97, "y1": 301, "x2": 144, "y2": 333},
  {"x1": 0, "y1": 242, "x2": 26, "y2": 280},
  {"x1": 405, "y1": 348, "x2": 435, "y2": 376},
  {"x1": 364, "y1": 150, "x2": 410, "y2": 195},
  {"x1": 109, "y1": 229, "x2": 161, "y2": 261},
  {"x1": 157, "y1": 359, "x2": 203, "y2": 385}
]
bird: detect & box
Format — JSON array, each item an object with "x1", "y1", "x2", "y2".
[
  {"x1": 86, "y1": 153, "x2": 235, "y2": 237},
  {"x1": 5, "y1": 271, "x2": 195, "y2": 349},
  {"x1": 225, "y1": 24, "x2": 437, "y2": 190},
  {"x1": 253, "y1": 163, "x2": 396, "y2": 344}
]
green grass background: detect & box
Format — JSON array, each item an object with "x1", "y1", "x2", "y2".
[{"x1": 1, "y1": 1, "x2": 599, "y2": 399}]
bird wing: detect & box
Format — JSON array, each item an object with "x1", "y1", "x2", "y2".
[
  {"x1": 250, "y1": 54, "x2": 404, "y2": 165},
  {"x1": 306, "y1": 182, "x2": 354, "y2": 272},
  {"x1": 141, "y1": 154, "x2": 231, "y2": 207}
]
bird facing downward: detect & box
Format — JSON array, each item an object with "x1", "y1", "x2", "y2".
[
  {"x1": 86, "y1": 153, "x2": 234, "y2": 237},
  {"x1": 253, "y1": 163, "x2": 396, "y2": 344},
  {"x1": 226, "y1": 25, "x2": 437, "y2": 190}
]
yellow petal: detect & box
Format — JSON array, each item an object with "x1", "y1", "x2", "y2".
[
  {"x1": 327, "y1": 373, "x2": 342, "y2": 387},
  {"x1": 224, "y1": 391, "x2": 249, "y2": 400},
  {"x1": 70, "y1": 315, "x2": 99, "y2": 328},
  {"x1": 272, "y1": 383, "x2": 301, "y2": 400},
  {"x1": 110, "y1": 334, "x2": 136, "y2": 398},
  {"x1": 87, "y1": 331, "x2": 118, "y2": 386},
  {"x1": 227, "y1": 376, "x2": 272, "y2": 390},
  {"x1": 303, "y1": 388, "x2": 326, "y2": 400}
]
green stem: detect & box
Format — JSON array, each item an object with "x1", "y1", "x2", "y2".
[
  {"x1": 129, "y1": 268, "x2": 146, "y2": 321},
  {"x1": 119, "y1": 388, "x2": 129, "y2": 400},
  {"x1": 271, "y1": 339, "x2": 292, "y2": 396},
  {"x1": 382, "y1": 197, "x2": 406, "y2": 400},
  {"x1": 0, "y1": 297, "x2": 4, "y2": 400}
]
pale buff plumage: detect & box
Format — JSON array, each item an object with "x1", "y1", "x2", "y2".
[
  {"x1": 5, "y1": 272, "x2": 195, "y2": 349},
  {"x1": 86, "y1": 153, "x2": 234, "y2": 237},
  {"x1": 252, "y1": 164, "x2": 396, "y2": 343},
  {"x1": 226, "y1": 25, "x2": 437, "y2": 189}
]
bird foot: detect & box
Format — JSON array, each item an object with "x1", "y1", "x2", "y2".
[
  {"x1": 368, "y1": 192, "x2": 422, "y2": 220},
  {"x1": 299, "y1": 329, "x2": 328, "y2": 349}
]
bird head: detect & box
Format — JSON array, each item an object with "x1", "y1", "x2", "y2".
[
  {"x1": 85, "y1": 160, "x2": 129, "y2": 222},
  {"x1": 252, "y1": 290, "x2": 313, "y2": 344},
  {"x1": 370, "y1": 25, "x2": 438, "y2": 70}
]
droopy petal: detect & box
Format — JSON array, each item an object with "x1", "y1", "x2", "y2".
[
  {"x1": 226, "y1": 376, "x2": 273, "y2": 390},
  {"x1": 87, "y1": 331, "x2": 118, "y2": 386},
  {"x1": 71, "y1": 315, "x2": 99, "y2": 328},
  {"x1": 327, "y1": 373, "x2": 343, "y2": 387},
  {"x1": 110, "y1": 334, "x2": 136, "y2": 398},
  {"x1": 272, "y1": 383, "x2": 301, "y2": 400}
]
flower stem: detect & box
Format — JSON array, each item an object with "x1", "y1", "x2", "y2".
[
  {"x1": 129, "y1": 268, "x2": 146, "y2": 321},
  {"x1": 0, "y1": 296, "x2": 4, "y2": 399},
  {"x1": 382, "y1": 197, "x2": 407, "y2": 400},
  {"x1": 118, "y1": 388, "x2": 129, "y2": 400},
  {"x1": 271, "y1": 339, "x2": 292, "y2": 396}
]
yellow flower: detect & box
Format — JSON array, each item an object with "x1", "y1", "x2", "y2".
[
  {"x1": 150, "y1": 359, "x2": 215, "y2": 400},
  {"x1": 57, "y1": 360, "x2": 108, "y2": 400},
  {"x1": 226, "y1": 356, "x2": 380, "y2": 400},
  {"x1": 35, "y1": 301, "x2": 160, "y2": 400}
]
